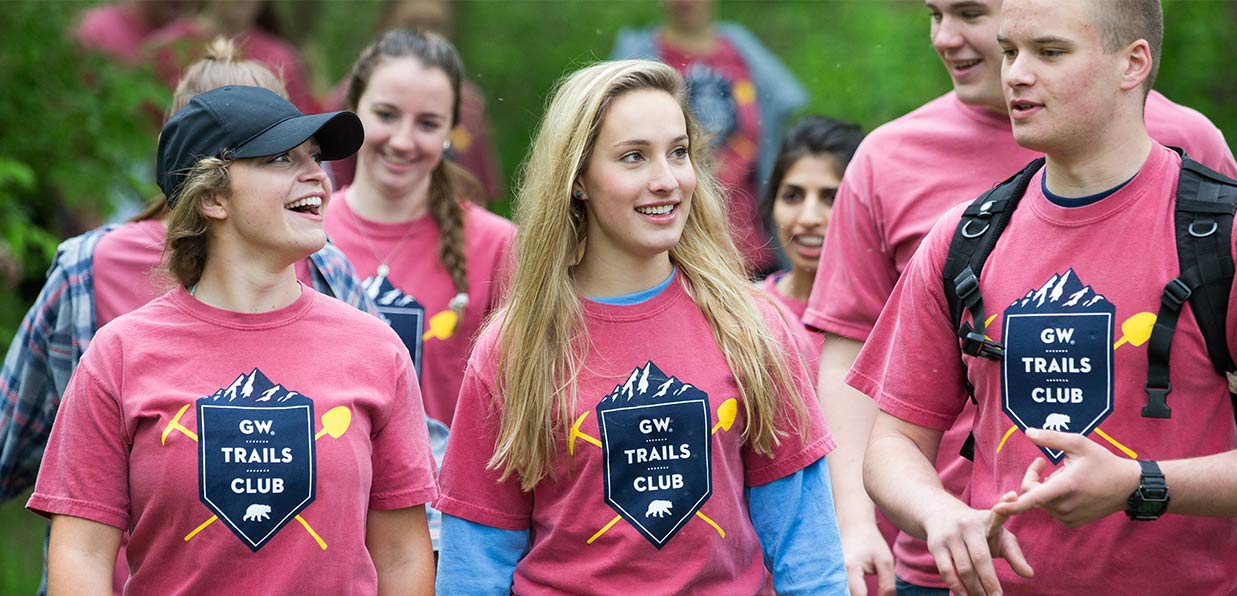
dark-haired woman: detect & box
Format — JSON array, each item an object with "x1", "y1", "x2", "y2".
[
  {"x1": 757, "y1": 115, "x2": 864, "y2": 335},
  {"x1": 326, "y1": 29, "x2": 515, "y2": 430}
]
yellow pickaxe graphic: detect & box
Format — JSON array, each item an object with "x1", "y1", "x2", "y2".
[
  {"x1": 162, "y1": 404, "x2": 198, "y2": 444},
  {"x1": 581, "y1": 398, "x2": 738, "y2": 544},
  {"x1": 176, "y1": 405, "x2": 353, "y2": 550},
  {"x1": 995, "y1": 312, "x2": 1156, "y2": 457}
]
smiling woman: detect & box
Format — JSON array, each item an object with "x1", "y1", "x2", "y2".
[
  {"x1": 570, "y1": 88, "x2": 697, "y2": 294},
  {"x1": 327, "y1": 29, "x2": 516, "y2": 430},
  {"x1": 433, "y1": 59, "x2": 847, "y2": 595},
  {"x1": 25, "y1": 86, "x2": 439, "y2": 595}
]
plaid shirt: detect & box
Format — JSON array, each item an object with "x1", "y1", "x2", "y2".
[{"x1": 0, "y1": 226, "x2": 379, "y2": 502}]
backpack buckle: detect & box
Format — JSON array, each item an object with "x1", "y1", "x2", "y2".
[
  {"x1": 959, "y1": 325, "x2": 1005, "y2": 361},
  {"x1": 1142, "y1": 383, "x2": 1173, "y2": 418},
  {"x1": 954, "y1": 271, "x2": 980, "y2": 303},
  {"x1": 1162, "y1": 278, "x2": 1192, "y2": 309}
]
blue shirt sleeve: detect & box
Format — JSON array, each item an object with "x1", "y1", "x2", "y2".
[
  {"x1": 748, "y1": 456, "x2": 848, "y2": 595},
  {"x1": 436, "y1": 513, "x2": 528, "y2": 595}
]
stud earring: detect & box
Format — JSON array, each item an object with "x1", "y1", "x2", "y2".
[
  {"x1": 442, "y1": 139, "x2": 452, "y2": 152},
  {"x1": 573, "y1": 190, "x2": 584, "y2": 199}
]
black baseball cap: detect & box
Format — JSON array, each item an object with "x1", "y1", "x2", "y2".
[{"x1": 157, "y1": 85, "x2": 364, "y2": 206}]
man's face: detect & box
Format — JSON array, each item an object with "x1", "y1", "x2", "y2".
[
  {"x1": 926, "y1": 0, "x2": 1006, "y2": 113},
  {"x1": 999, "y1": 0, "x2": 1126, "y2": 155}
]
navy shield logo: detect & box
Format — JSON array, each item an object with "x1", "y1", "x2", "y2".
[
  {"x1": 597, "y1": 361, "x2": 712, "y2": 548},
  {"x1": 197, "y1": 368, "x2": 316, "y2": 551},
  {"x1": 364, "y1": 275, "x2": 425, "y2": 376},
  {"x1": 1002, "y1": 269, "x2": 1114, "y2": 463}
]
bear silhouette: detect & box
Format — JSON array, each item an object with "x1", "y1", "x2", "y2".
[
  {"x1": 1043, "y1": 413, "x2": 1071, "y2": 432},
  {"x1": 243, "y1": 503, "x2": 272, "y2": 522},
  {"x1": 645, "y1": 500, "x2": 673, "y2": 518}
]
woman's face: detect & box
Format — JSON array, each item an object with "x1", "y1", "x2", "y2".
[
  {"x1": 354, "y1": 56, "x2": 454, "y2": 199},
  {"x1": 772, "y1": 154, "x2": 840, "y2": 275},
  {"x1": 217, "y1": 139, "x2": 331, "y2": 262},
  {"x1": 577, "y1": 89, "x2": 696, "y2": 268}
]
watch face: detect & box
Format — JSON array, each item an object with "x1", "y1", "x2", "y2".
[{"x1": 1136, "y1": 500, "x2": 1163, "y2": 515}]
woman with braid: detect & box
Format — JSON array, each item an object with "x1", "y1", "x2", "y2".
[
  {"x1": 326, "y1": 29, "x2": 514, "y2": 431},
  {"x1": 326, "y1": 30, "x2": 514, "y2": 552}
]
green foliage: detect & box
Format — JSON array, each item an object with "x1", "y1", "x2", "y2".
[
  {"x1": 1159, "y1": 0, "x2": 1237, "y2": 136},
  {"x1": 0, "y1": 0, "x2": 167, "y2": 348}
]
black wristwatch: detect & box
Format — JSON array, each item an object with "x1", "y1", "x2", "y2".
[{"x1": 1125, "y1": 460, "x2": 1170, "y2": 521}]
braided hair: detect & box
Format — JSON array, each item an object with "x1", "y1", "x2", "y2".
[{"x1": 347, "y1": 28, "x2": 476, "y2": 312}]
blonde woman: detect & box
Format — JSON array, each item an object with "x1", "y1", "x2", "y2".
[
  {"x1": 435, "y1": 60, "x2": 846, "y2": 595},
  {"x1": 28, "y1": 86, "x2": 436, "y2": 595}
]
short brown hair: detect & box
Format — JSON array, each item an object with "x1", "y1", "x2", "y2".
[
  {"x1": 164, "y1": 156, "x2": 232, "y2": 287},
  {"x1": 1089, "y1": 0, "x2": 1162, "y2": 94}
]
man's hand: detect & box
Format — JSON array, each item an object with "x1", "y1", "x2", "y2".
[
  {"x1": 840, "y1": 522, "x2": 895, "y2": 596},
  {"x1": 923, "y1": 492, "x2": 1033, "y2": 596},
  {"x1": 991, "y1": 428, "x2": 1141, "y2": 527}
]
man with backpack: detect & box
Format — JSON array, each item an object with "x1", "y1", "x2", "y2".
[
  {"x1": 807, "y1": 0, "x2": 1237, "y2": 593},
  {"x1": 855, "y1": 0, "x2": 1237, "y2": 594}
]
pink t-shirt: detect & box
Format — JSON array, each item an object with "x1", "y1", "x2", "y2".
[
  {"x1": 805, "y1": 90, "x2": 1237, "y2": 588},
  {"x1": 93, "y1": 221, "x2": 314, "y2": 328},
  {"x1": 757, "y1": 272, "x2": 822, "y2": 369},
  {"x1": 849, "y1": 144, "x2": 1237, "y2": 595},
  {"x1": 74, "y1": 3, "x2": 156, "y2": 64},
  {"x1": 436, "y1": 276, "x2": 833, "y2": 595},
  {"x1": 29, "y1": 287, "x2": 437, "y2": 595},
  {"x1": 659, "y1": 36, "x2": 770, "y2": 272},
  {"x1": 93, "y1": 220, "x2": 166, "y2": 328},
  {"x1": 324, "y1": 194, "x2": 514, "y2": 426}
]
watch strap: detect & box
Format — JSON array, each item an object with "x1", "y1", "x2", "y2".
[{"x1": 1126, "y1": 459, "x2": 1170, "y2": 520}]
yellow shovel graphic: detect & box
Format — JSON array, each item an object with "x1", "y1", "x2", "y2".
[
  {"x1": 422, "y1": 309, "x2": 459, "y2": 341},
  {"x1": 175, "y1": 406, "x2": 353, "y2": 549},
  {"x1": 1113, "y1": 312, "x2": 1156, "y2": 349}
]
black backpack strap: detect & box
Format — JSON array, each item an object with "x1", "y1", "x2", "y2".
[
  {"x1": 943, "y1": 157, "x2": 1045, "y2": 460},
  {"x1": 943, "y1": 158, "x2": 1045, "y2": 361},
  {"x1": 1142, "y1": 148, "x2": 1237, "y2": 419}
]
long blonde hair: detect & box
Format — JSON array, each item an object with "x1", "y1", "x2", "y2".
[{"x1": 490, "y1": 60, "x2": 809, "y2": 490}]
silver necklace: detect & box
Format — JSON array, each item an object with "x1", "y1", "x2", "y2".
[{"x1": 346, "y1": 199, "x2": 418, "y2": 279}]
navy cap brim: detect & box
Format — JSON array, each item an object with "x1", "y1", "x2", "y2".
[{"x1": 231, "y1": 110, "x2": 364, "y2": 162}]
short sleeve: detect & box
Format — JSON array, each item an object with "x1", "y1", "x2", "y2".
[
  {"x1": 743, "y1": 300, "x2": 835, "y2": 487},
  {"x1": 26, "y1": 350, "x2": 130, "y2": 529},
  {"x1": 845, "y1": 204, "x2": 972, "y2": 432},
  {"x1": 804, "y1": 145, "x2": 901, "y2": 340},
  {"x1": 434, "y1": 338, "x2": 534, "y2": 530},
  {"x1": 369, "y1": 356, "x2": 438, "y2": 510}
]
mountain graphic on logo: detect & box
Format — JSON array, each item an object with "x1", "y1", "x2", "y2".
[
  {"x1": 1009, "y1": 268, "x2": 1112, "y2": 312},
  {"x1": 602, "y1": 361, "x2": 696, "y2": 405},
  {"x1": 202, "y1": 368, "x2": 302, "y2": 403}
]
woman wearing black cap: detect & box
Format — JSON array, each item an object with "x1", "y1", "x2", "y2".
[{"x1": 27, "y1": 86, "x2": 438, "y2": 595}]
